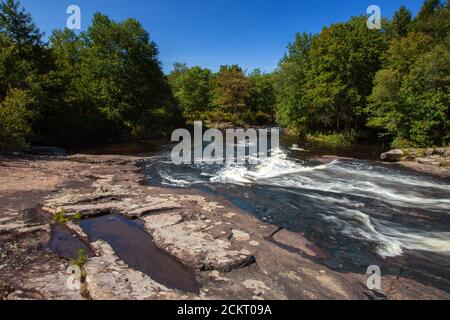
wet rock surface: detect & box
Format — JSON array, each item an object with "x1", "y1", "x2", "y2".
[{"x1": 0, "y1": 153, "x2": 449, "y2": 300}]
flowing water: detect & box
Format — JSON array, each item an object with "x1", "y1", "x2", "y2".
[{"x1": 142, "y1": 137, "x2": 450, "y2": 292}]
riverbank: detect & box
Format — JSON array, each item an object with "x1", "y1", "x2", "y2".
[
  {"x1": 381, "y1": 148, "x2": 450, "y2": 180},
  {"x1": 0, "y1": 153, "x2": 448, "y2": 300}
]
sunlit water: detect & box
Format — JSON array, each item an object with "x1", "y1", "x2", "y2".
[{"x1": 142, "y1": 138, "x2": 450, "y2": 292}]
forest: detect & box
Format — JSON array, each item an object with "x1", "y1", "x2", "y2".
[{"x1": 0, "y1": 0, "x2": 448, "y2": 150}]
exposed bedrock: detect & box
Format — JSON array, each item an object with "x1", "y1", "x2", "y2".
[{"x1": 1, "y1": 154, "x2": 448, "y2": 300}]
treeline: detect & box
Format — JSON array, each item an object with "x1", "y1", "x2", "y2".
[
  {"x1": 0, "y1": 0, "x2": 181, "y2": 150},
  {"x1": 168, "y1": 64, "x2": 276, "y2": 126},
  {"x1": 170, "y1": 0, "x2": 449, "y2": 148},
  {"x1": 275, "y1": 0, "x2": 449, "y2": 147},
  {"x1": 0, "y1": 0, "x2": 449, "y2": 151}
]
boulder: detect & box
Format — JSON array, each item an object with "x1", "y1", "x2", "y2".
[{"x1": 381, "y1": 149, "x2": 404, "y2": 162}]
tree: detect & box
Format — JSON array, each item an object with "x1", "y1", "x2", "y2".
[
  {"x1": 404, "y1": 45, "x2": 450, "y2": 145},
  {"x1": 276, "y1": 17, "x2": 389, "y2": 134},
  {"x1": 169, "y1": 62, "x2": 189, "y2": 86},
  {"x1": 0, "y1": 32, "x2": 30, "y2": 99},
  {"x1": 80, "y1": 14, "x2": 169, "y2": 135},
  {"x1": 0, "y1": 88, "x2": 33, "y2": 150},
  {"x1": 212, "y1": 65, "x2": 253, "y2": 115},
  {"x1": 392, "y1": 6, "x2": 412, "y2": 37},
  {"x1": 367, "y1": 30, "x2": 449, "y2": 147},
  {"x1": 274, "y1": 32, "x2": 313, "y2": 131},
  {"x1": 248, "y1": 69, "x2": 276, "y2": 123},
  {"x1": 35, "y1": 13, "x2": 180, "y2": 144},
  {"x1": 367, "y1": 1, "x2": 449, "y2": 147},
  {"x1": 33, "y1": 29, "x2": 100, "y2": 144},
  {"x1": 0, "y1": 0, "x2": 48, "y2": 72},
  {"x1": 416, "y1": 0, "x2": 442, "y2": 21},
  {"x1": 0, "y1": 0, "x2": 42, "y2": 47},
  {"x1": 169, "y1": 65, "x2": 212, "y2": 121},
  {"x1": 413, "y1": 0, "x2": 449, "y2": 40},
  {"x1": 0, "y1": 2, "x2": 181, "y2": 148}
]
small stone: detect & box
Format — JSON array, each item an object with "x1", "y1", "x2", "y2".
[
  {"x1": 249, "y1": 241, "x2": 259, "y2": 247},
  {"x1": 232, "y1": 230, "x2": 250, "y2": 241},
  {"x1": 224, "y1": 212, "x2": 237, "y2": 219}
]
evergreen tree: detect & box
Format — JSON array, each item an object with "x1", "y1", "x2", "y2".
[{"x1": 392, "y1": 6, "x2": 412, "y2": 37}]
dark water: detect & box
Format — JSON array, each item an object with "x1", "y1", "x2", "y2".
[
  {"x1": 67, "y1": 140, "x2": 166, "y2": 157},
  {"x1": 142, "y1": 136, "x2": 450, "y2": 292},
  {"x1": 79, "y1": 214, "x2": 200, "y2": 293},
  {"x1": 47, "y1": 224, "x2": 93, "y2": 260}
]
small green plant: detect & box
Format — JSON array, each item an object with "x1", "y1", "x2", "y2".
[
  {"x1": 53, "y1": 209, "x2": 70, "y2": 224},
  {"x1": 71, "y1": 249, "x2": 88, "y2": 268},
  {"x1": 53, "y1": 209, "x2": 83, "y2": 225},
  {"x1": 73, "y1": 212, "x2": 83, "y2": 220}
]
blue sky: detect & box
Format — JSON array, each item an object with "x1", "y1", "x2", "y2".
[{"x1": 21, "y1": 0, "x2": 424, "y2": 73}]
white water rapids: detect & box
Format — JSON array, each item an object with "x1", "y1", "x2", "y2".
[{"x1": 149, "y1": 147, "x2": 450, "y2": 259}]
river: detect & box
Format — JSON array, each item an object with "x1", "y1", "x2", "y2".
[{"x1": 72, "y1": 136, "x2": 450, "y2": 292}]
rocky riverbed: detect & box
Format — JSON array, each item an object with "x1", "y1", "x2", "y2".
[{"x1": 0, "y1": 153, "x2": 448, "y2": 300}]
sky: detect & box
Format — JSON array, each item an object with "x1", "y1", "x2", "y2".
[{"x1": 21, "y1": 0, "x2": 425, "y2": 73}]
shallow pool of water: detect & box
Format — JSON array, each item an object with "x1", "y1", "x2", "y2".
[{"x1": 79, "y1": 215, "x2": 200, "y2": 293}]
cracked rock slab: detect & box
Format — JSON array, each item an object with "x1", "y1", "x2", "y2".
[{"x1": 144, "y1": 217, "x2": 254, "y2": 272}]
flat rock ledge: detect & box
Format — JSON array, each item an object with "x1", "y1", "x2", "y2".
[
  {"x1": 1, "y1": 154, "x2": 449, "y2": 300},
  {"x1": 381, "y1": 148, "x2": 450, "y2": 179}
]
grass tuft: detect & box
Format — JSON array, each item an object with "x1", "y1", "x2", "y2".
[
  {"x1": 71, "y1": 249, "x2": 88, "y2": 268},
  {"x1": 53, "y1": 209, "x2": 83, "y2": 225}
]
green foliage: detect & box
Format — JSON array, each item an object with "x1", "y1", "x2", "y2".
[
  {"x1": 0, "y1": 0, "x2": 447, "y2": 150},
  {"x1": 0, "y1": 1, "x2": 180, "y2": 148},
  {"x1": 248, "y1": 69, "x2": 276, "y2": 122},
  {"x1": 0, "y1": 0, "x2": 42, "y2": 47},
  {"x1": 53, "y1": 209, "x2": 70, "y2": 224},
  {"x1": 276, "y1": 1, "x2": 448, "y2": 148},
  {"x1": 168, "y1": 64, "x2": 276, "y2": 126},
  {"x1": 212, "y1": 65, "x2": 253, "y2": 115},
  {"x1": 47, "y1": 13, "x2": 180, "y2": 144},
  {"x1": 274, "y1": 32, "x2": 313, "y2": 129},
  {"x1": 275, "y1": 17, "x2": 389, "y2": 135},
  {"x1": 71, "y1": 249, "x2": 87, "y2": 268},
  {"x1": 0, "y1": 88, "x2": 33, "y2": 150},
  {"x1": 367, "y1": 1, "x2": 449, "y2": 147},
  {"x1": 169, "y1": 65, "x2": 213, "y2": 121},
  {"x1": 80, "y1": 14, "x2": 173, "y2": 136},
  {"x1": 0, "y1": 33, "x2": 31, "y2": 99},
  {"x1": 306, "y1": 132, "x2": 357, "y2": 148},
  {"x1": 392, "y1": 6, "x2": 412, "y2": 37},
  {"x1": 53, "y1": 209, "x2": 82, "y2": 225},
  {"x1": 73, "y1": 212, "x2": 83, "y2": 220}
]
